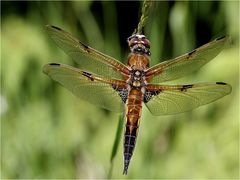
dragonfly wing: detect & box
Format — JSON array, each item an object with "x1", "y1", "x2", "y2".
[
  {"x1": 46, "y1": 25, "x2": 129, "y2": 80},
  {"x1": 144, "y1": 82, "x2": 231, "y2": 115},
  {"x1": 43, "y1": 63, "x2": 127, "y2": 112},
  {"x1": 146, "y1": 36, "x2": 231, "y2": 83}
]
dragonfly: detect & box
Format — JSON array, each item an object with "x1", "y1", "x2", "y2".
[{"x1": 43, "y1": 25, "x2": 232, "y2": 175}]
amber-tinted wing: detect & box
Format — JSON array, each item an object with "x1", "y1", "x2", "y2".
[
  {"x1": 43, "y1": 63, "x2": 127, "y2": 112},
  {"x1": 145, "y1": 82, "x2": 231, "y2": 115},
  {"x1": 46, "y1": 25, "x2": 129, "y2": 80},
  {"x1": 146, "y1": 36, "x2": 231, "y2": 83}
]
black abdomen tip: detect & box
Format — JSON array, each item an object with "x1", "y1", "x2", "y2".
[
  {"x1": 123, "y1": 160, "x2": 130, "y2": 175},
  {"x1": 123, "y1": 167, "x2": 128, "y2": 175}
]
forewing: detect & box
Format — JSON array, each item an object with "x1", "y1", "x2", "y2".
[
  {"x1": 145, "y1": 82, "x2": 231, "y2": 115},
  {"x1": 146, "y1": 36, "x2": 231, "y2": 83},
  {"x1": 43, "y1": 63, "x2": 126, "y2": 112},
  {"x1": 46, "y1": 25, "x2": 129, "y2": 80}
]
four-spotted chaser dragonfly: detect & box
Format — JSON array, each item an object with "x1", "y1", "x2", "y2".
[{"x1": 43, "y1": 25, "x2": 231, "y2": 175}]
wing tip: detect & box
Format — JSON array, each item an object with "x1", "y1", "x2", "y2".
[
  {"x1": 216, "y1": 82, "x2": 226, "y2": 85},
  {"x1": 216, "y1": 82, "x2": 232, "y2": 94},
  {"x1": 42, "y1": 63, "x2": 61, "y2": 74},
  {"x1": 45, "y1": 25, "x2": 62, "y2": 31},
  {"x1": 215, "y1": 35, "x2": 233, "y2": 47},
  {"x1": 216, "y1": 35, "x2": 227, "y2": 41},
  {"x1": 49, "y1": 63, "x2": 61, "y2": 66},
  {"x1": 215, "y1": 35, "x2": 231, "y2": 41}
]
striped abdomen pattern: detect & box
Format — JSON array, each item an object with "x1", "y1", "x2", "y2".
[{"x1": 123, "y1": 88, "x2": 143, "y2": 174}]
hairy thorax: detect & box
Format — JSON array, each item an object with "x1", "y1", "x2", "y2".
[{"x1": 127, "y1": 53, "x2": 149, "y2": 89}]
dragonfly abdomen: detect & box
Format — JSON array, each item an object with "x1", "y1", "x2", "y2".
[{"x1": 123, "y1": 88, "x2": 143, "y2": 174}]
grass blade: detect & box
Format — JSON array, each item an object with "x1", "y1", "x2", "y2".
[{"x1": 107, "y1": 114, "x2": 124, "y2": 178}]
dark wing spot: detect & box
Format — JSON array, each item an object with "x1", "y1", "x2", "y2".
[
  {"x1": 79, "y1": 41, "x2": 90, "y2": 53},
  {"x1": 112, "y1": 85, "x2": 128, "y2": 103},
  {"x1": 50, "y1": 25, "x2": 62, "y2": 31},
  {"x1": 216, "y1": 36, "x2": 226, "y2": 41},
  {"x1": 180, "y1": 84, "x2": 193, "y2": 91},
  {"x1": 82, "y1": 71, "x2": 92, "y2": 77},
  {"x1": 144, "y1": 90, "x2": 161, "y2": 103},
  {"x1": 183, "y1": 84, "x2": 193, "y2": 88},
  {"x1": 188, "y1": 49, "x2": 196, "y2": 56},
  {"x1": 216, "y1": 82, "x2": 227, "y2": 85},
  {"x1": 82, "y1": 71, "x2": 94, "y2": 81},
  {"x1": 49, "y1": 63, "x2": 60, "y2": 66}
]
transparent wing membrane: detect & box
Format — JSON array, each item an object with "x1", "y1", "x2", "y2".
[
  {"x1": 146, "y1": 36, "x2": 231, "y2": 83},
  {"x1": 145, "y1": 82, "x2": 232, "y2": 115},
  {"x1": 46, "y1": 25, "x2": 129, "y2": 80},
  {"x1": 44, "y1": 26, "x2": 232, "y2": 117},
  {"x1": 43, "y1": 63, "x2": 126, "y2": 112}
]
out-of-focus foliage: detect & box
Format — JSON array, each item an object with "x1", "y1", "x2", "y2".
[{"x1": 1, "y1": 1, "x2": 239, "y2": 179}]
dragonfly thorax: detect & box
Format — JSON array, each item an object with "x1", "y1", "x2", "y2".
[
  {"x1": 128, "y1": 34, "x2": 151, "y2": 56},
  {"x1": 128, "y1": 69, "x2": 146, "y2": 88}
]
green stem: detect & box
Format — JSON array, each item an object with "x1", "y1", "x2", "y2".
[
  {"x1": 107, "y1": 114, "x2": 124, "y2": 179},
  {"x1": 134, "y1": 0, "x2": 153, "y2": 35}
]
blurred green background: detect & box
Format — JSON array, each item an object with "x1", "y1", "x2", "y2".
[{"x1": 1, "y1": 1, "x2": 239, "y2": 179}]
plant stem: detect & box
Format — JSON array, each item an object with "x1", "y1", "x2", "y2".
[
  {"x1": 107, "y1": 114, "x2": 124, "y2": 179},
  {"x1": 135, "y1": 0, "x2": 153, "y2": 35}
]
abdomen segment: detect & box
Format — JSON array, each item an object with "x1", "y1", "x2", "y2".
[{"x1": 123, "y1": 88, "x2": 143, "y2": 174}]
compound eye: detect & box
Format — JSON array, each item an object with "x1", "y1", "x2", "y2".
[
  {"x1": 142, "y1": 39, "x2": 150, "y2": 48},
  {"x1": 129, "y1": 37, "x2": 139, "y2": 47}
]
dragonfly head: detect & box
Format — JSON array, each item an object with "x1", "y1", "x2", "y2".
[{"x1": 127, "y1": 34, "x2": 151, "y2": 56}]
